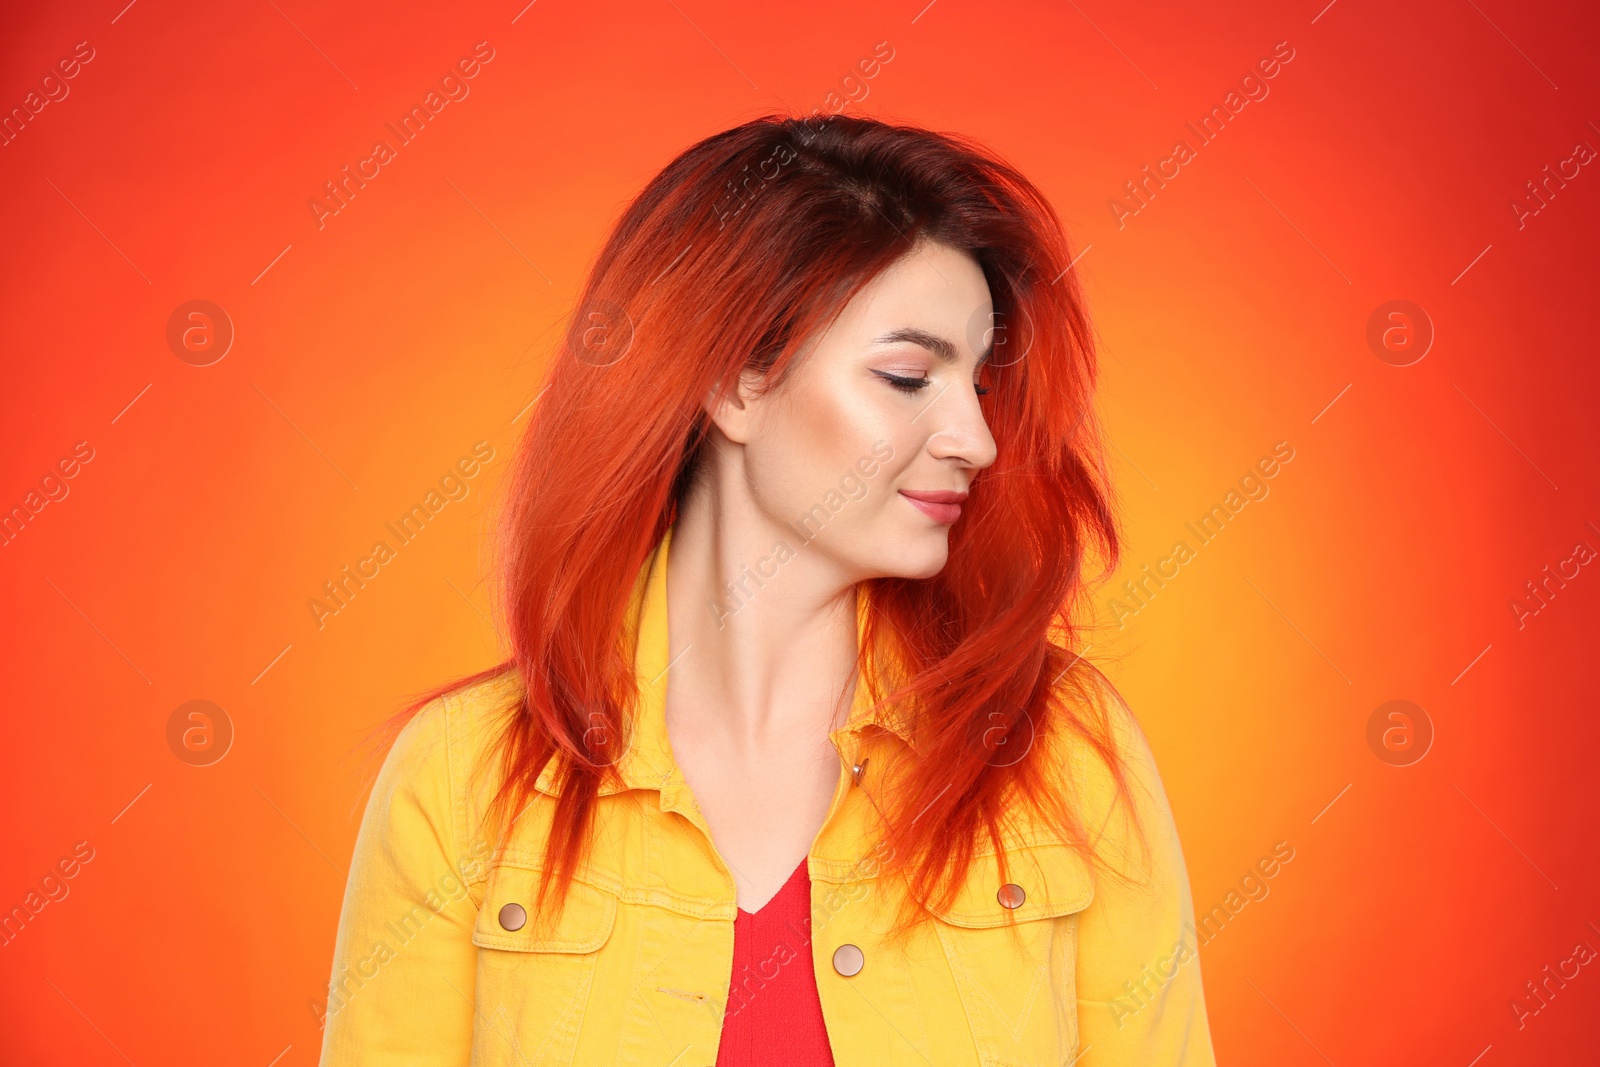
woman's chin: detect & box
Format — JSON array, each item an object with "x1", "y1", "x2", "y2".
[{"x1": 875, "y1": 536, "x2": 950, "y2": 581}]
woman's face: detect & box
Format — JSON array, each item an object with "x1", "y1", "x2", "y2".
[{"x1": 711, "y1": 238, "x2": 999, "y2": 582}]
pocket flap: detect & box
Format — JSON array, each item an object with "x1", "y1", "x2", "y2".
[
  {"x1": 471, "y1": 868, "x2": 618, "y2": 953},
  {"x1": 926, "y1": 842, "x2": 1095, "y2": 928}
]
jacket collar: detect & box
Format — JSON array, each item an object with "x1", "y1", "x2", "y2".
[{"x1": 533, "y1": 523, "x2": 921, "y2": 798}]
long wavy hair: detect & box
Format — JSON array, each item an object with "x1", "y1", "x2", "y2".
[{"x1": 365, "y1": 111, "x2": 1139, "y2": 945}]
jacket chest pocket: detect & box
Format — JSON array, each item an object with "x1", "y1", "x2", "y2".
[
  {"x1": 926, "y1": 842, "x2": 1094, "y2": 1067},
  {"x1": 470, "y1": 867, "x2": 619, "y2": 1067}
]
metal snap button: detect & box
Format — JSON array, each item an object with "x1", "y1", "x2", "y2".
[
  {"x1": 997, "y1": 883, "x2": 1026, "y2": 909},
  {"x1": 851, "y1": 757, "x2": 870, "y2": 785},
  {"x1": 498, "y1": 902, "x2": 528, "y2": 931},
  {"x1": 832, "y1": 943, "x2": 865, "y2": 977}
]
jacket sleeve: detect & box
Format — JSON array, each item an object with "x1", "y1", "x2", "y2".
[
  {"x1": 318, "y1": 695, "x2": 482, "y2": 1066},
  {"x1": 1072, "y1": 671, "x2": 1217, "y2": 1065}
]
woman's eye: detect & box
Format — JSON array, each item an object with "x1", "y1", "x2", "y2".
[
  {"x1": 875, "y1": 371, "x2": 931, "y2": 394},
  {"x1": 974, "y1": 381, "x2": 990, "y2": 396}
]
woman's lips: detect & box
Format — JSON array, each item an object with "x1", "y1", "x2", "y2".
[{"x1": 899, "y1": 489, "x2": 966, "y2": 524}]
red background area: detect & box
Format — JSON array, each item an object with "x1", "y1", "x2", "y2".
[{"x1": 3, "y1": 0, "x2": 1598, "y2": 1063}]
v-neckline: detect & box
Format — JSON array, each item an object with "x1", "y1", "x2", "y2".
[{"x1": 736, "y1": 856, "x2": 809, "y2": 918}]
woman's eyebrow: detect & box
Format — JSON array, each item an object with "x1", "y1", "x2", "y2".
[{"x1": 870, "y1": 326, "x2": 992, "y2": 367}]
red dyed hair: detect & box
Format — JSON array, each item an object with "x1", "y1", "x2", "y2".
[{"x1": 366, "y1": 112, "x2": 1139, "y2": 942}]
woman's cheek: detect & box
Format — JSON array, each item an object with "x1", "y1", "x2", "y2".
[{"x1": 800, "y1": 375, "x2": 876, "y2": 472}]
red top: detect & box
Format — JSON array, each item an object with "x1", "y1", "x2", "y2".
[{"x1": 714, "y1": 857, "x2": 837, "y2": 1066}]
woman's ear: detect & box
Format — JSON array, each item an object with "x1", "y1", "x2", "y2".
[{"x1": 703, "y1": 367, "x2": 767, "y2": 445}]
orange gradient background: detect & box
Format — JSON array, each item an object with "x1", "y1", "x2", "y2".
[{"x1": 3, "y1": 0, "x2": 1598, "y2": 1063}]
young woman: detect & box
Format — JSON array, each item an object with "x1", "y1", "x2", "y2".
[{"x1": 317, "y1": 113, "x2": 1215, "y2": 1066}]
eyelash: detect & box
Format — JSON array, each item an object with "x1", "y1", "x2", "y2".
[{"x1": 875, "y1": 371, "x2": 989, "y2": 396}]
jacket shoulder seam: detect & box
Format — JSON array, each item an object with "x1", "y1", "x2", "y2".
[{"x1": 446, "y1": 669, "x2": 523, "y2": 888}]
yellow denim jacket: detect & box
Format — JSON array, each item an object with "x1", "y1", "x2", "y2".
[{"x1": 318, "y1": 528, "x2": 1216, "y2": 1066}]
